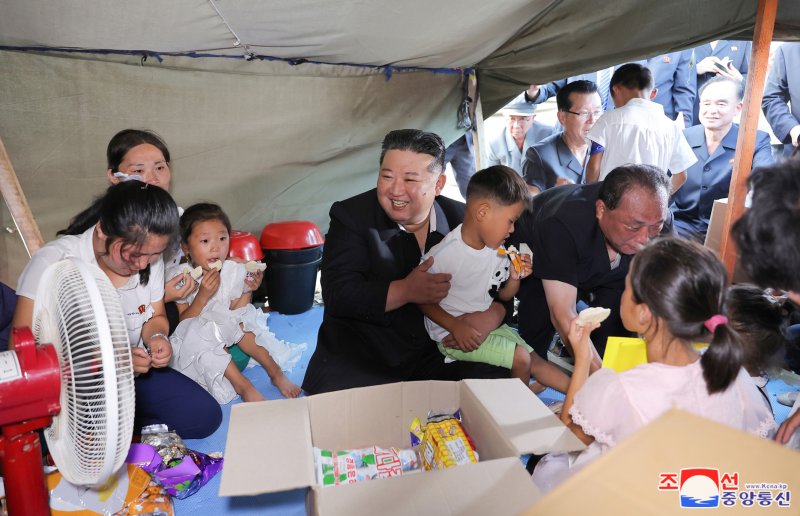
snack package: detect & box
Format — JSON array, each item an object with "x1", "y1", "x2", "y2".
[
  {"x1": 140, "y1": 425, "x2": 188, "y2": 465},
  {"x1": 411, "y1": 410, "x2": 478, "y2": 471},
  {"x1": 313, "y1": 446, "x2": 420, "y2": 487},
  {"x1": 497, "y1": 246, "x2": 522, "y2": 274},
  {"x1": 48, "y1": 464, "x2": 151, "y2": 516},
  {"x1": 127, "y1": 426, "x2": 223, "y2": 500},
  {"x1": 119, "y1": 481, "x2": 174, "y2": 516}
]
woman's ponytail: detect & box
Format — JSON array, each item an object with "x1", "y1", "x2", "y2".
[{"x1": 701, "y1": 320, "x2": 745, "y2": 394}]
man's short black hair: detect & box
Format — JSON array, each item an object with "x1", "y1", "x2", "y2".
[
  {"x1": 733, "y1": 159, "x2": 800, "y2": 292},
  {"x1": 598, "y1": 164, "x2": 670, "y2": 210},
  {"x1": 699, "y1": 75, "x2": 744, "y2": 102},
  {"x1": 610, "y1": 63, "x2": 653, "y2": 92},
  {"x1": 380, "y1": 129, "x2": 445, "y2": 173},
  {"x1": 466, "y1": 165, "x2": 530, "y2": 206},
  {"x1": 556, "y1": 80, "x2": 599, "y2": 112}
]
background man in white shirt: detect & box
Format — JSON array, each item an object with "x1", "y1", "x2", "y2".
[{"x1": 586, "y1": 63, "x2": 696, "y2": 193}]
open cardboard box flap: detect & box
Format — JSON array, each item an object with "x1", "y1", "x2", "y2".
[
  {"x1": 220, "y1": 398, "x2": 316, "y2": 496},
  {"x1": 220, "y1": 378, "x2": 583, "y2": 502},
  {"x1": 463, "y1": 379, "x2": 585, "y2": 455},
  {"x1": 526, "y1": 409, "x2": 800, "y2": 515}
]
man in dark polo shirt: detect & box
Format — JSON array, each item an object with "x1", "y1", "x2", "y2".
[
  {"x1": 511, "y1": 165, "x2": 672, "y2": 371},
  {"x1": 302, "y1": 129, "x2": 507, "y2": 394}
]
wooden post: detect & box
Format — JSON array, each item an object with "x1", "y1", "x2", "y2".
[
  {"x1": 469, "y1": 71, "x2": 484, "y2": 172},
  {"x1": 719, "y1": 0, "x2": 778, "y2": 280},
  {"x1": 0, "y1": 136, "x2": 43, "y2": 257}
]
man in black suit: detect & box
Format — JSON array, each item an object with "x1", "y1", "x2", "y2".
[
  {"x1": 763, "y1": 42, "x2": 800, "y2": 156},
  {"x1": 302, "y1": 129, "x2": 507, "y2": 394},
  {"x1": 523, "y1": 80, "x2": 602, "y2": 193},
  {"x1": 511, "y1": 165, "x2": 672, "y2": 369}
]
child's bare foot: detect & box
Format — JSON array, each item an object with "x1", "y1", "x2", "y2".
[
  {"x1": 240, "y1": 384, "x2": 266, "y2": 402},
  {"x1": 529, "y1": 380, "x2": 547, "y2": 395},
  {"x1": 272, "y1": 373, "x2": 302, "y2": 398}
]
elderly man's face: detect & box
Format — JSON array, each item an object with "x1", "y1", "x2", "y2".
[
  {"x1": 596, "y1": 187, "x2": 666, "y2": 255},
  {"x1": 558, "y1": 92, "x2": 603, "y2": 141},
  {"x1": 377, "y1": 149, "x2": 445, "y2": 228},
  {"x1": 506, "y1": 115, "x2": 535, "y2": 140},
  {"x1": 700, "y1": 81, "x2": 742, "y2": 132}
]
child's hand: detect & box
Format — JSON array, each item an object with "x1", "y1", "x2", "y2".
[
  {"x1": 131, "y1": 347, "x2": 152, "y2": 374},
  {"x1": 164, "y1": 272, "x2": 197, "y2": 302},
  {"x1": 197, "y1": 267, "x2": 221, "y2": 300},
  {"x1": 447, "y1": 320, "x2": 483, "y2": 352},
  {"x1": 510, "y1": 253, "x2": 533, "y2": 280},
  {"x1": 148, "y1": 334, "x2": 173, "y2": 368},
  {"x1": 243, "y1": 270, "x2": 263, "y2": 293},
  {"x1": 567, "y1": 316, "x2": 600, "y2": 362},
  {"x1": 775, "y1": 410, "x2": 800, "y2": 445}
]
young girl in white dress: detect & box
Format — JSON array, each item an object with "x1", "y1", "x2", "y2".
[
  {"x1": 169, "y1": 203, "x2": 302, "y2": 402},
  {"x1": 532, "y1": 238, "x2": 776, "y2": 492}
]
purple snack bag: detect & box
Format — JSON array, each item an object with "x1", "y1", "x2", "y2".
[{"x1": 126, "y1": 441, "x2": 224, "y2": 499}]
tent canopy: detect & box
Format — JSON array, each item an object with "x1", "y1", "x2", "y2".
[{"x1": 1, "y1": 0, "x2": 799, "y2": 285}]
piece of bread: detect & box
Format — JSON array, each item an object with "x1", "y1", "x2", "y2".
[
  {"x1": 245, "y1": 261, "x2": 266, "y2": 272},
  {"x1": 209, "y1": 260, "x2": 223, "y2": 271},
  {"x1": 182, "y1": 265, "x2": 204, "y2": 280},
  {"x1": 519, "y1": 243, "x2": 532, "y2": 257},
  {"x1": 576, "y1": 306, "x2": 611, "y2": 326}
]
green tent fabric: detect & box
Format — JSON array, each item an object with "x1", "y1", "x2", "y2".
[{"x1": 1, "y1": 0, "x2": 799, "y2": 286}]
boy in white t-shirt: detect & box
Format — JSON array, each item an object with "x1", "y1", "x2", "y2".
[
  {"x1": 421, "y1": 166, "x2": 569, "y2": 391},
  {"x1": 586, "y1": 63, "x2": 696, "y2": 193}
]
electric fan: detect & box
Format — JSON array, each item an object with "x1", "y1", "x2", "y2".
[{"x1": 0, "y1": 258, "x2": 136, "y2": 515}]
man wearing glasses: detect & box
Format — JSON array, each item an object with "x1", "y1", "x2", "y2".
[
  {"x1": 585, "y1": 63, "x2": 696, "y2": 194},
  {"x1": 523, "y1": 80, "x2": 603, "y2": 194}
]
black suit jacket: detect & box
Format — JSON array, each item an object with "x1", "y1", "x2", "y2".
[{"x1": 302, "y1": 189, "x2": 466, "y2": 394}]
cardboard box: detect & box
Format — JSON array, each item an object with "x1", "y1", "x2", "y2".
[
  {"x1": 526, "y1": 409, "x2": 800, "y2": 514},
  {"x1": 220, "y1": 378, "x2": 586, "y2": 515}
]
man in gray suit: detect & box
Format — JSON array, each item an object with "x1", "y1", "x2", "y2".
[
  {"x1": 523, "y1": 80, "x2": 602, "y2": 194},
  {"x1": 763, "y1": 42, "x2": 800, "y2": 155},
  {"x1": 484, "y1": 98, "x2": 558, "y2": 175}
]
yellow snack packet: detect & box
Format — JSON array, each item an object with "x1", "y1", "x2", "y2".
[{"x1": 419, "y1": 418, "x2": 478, "y2": 471}]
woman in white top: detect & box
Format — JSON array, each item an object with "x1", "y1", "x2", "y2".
[
  {"x1": 105, "y1": 129, "x2": 196, "y2": 328},
  {"x1": 13, "y1": 181, "x2": 222, "y2": 438}
]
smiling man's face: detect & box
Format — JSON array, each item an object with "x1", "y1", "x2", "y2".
[{"x1": 376, "y1": 149, "x2": 444, "y2": 228}]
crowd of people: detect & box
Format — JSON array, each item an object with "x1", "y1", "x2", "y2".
[{"x1": 2, "y1": 41, "x2": 800, "y2": 492}]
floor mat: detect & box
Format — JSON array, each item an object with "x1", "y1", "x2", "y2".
[
  {"x1": 174, "y1": 308, "x2": 799, "y2": 514},
  {"x1": 175, "y1": 307, "x2": 321, "y2": 515}
]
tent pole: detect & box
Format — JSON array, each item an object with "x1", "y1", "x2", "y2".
[
  {"x1": 0, "y1": 136, "x2": 43, "y2": 257},
  {"x1": 470, "y1": 72, "x2": 485, "y2": 172},
  {"x1": 719, "y1": 0, "x2": 778, "y2": 281}
]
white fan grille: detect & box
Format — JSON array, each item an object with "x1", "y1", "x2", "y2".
[{"x1": 33, "y1": 258, "x2": 135, "y2": 486}]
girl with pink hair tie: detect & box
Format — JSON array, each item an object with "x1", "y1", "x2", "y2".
[{"x1": 532, "y1": 237, "x2": 776, "y2": 492}]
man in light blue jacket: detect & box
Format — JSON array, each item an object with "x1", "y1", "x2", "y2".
[{"x1": 484, "y1": 98, "x2": 558, "y2": 176}]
